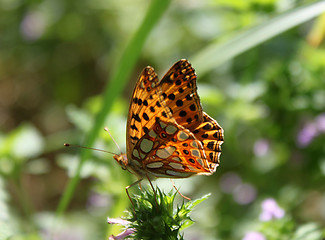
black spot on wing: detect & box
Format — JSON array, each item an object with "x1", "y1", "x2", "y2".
[
  {"x1": 179, "y1": 110, "x2": 186, "y2": 117},
  {"x1": 143, "y1": 113, "x2": 149, "y2": 121},
  {"x1": 131, "y1": 124, "x2": 138, "y2": 131},
  {"x1": 176, "y1": 100, "x2": 183, "y2": 107},
  {"x1": 132, "y1": 113, "x2": 141, "y2": 122}
]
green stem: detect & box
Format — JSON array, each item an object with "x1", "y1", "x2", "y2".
[
  {"x1": 12, "y1": 164, "x2": 31, "y2": 218},
  {"x1": 12, "y1": 162, "x2": 40, "y2": 235},
  {"x1": 56, "y1": 0, "x2": 171, "y2": 216}
]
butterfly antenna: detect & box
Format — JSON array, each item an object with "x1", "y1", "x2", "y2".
[
  {"x1": 64, "y1": 143, "x2": 118, "y2": 155},
  {"x1": 104, "y1": 127, "x2": 122, "y2": 153}
]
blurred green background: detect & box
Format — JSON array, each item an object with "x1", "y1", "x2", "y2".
[{"x1": 1, "y1": 0, "x2": 325, "y2": 239}]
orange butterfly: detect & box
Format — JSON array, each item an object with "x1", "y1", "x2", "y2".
[{"x1": 112, "y1": 59, "x2": 224, "y2": 200}]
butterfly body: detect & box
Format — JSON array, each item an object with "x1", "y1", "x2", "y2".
[{"x1": 113, "y1": 59, "x2": 224, "y2": 183}]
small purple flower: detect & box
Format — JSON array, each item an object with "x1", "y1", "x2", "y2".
[
  {"x1": 41, "y1": 228, "x2": 85, "y2": 240},
  {"x1": 107, "y1": 218, "x2": 131, "y2": 226},
  {"x1": 219, "y1": 172, "x2": 242, "y2": 193},
  {"x1": 109, "y1": 229, "x2": 135, "y2": 240},
  {"x1": 297, "y1": 122, "x2": 318, "y2": 147},
  {"x1": 253, "y1": 139, "x2": 270, "y2": 157},
  {"x1": 107, "y1": 217, "x2": 134, "y2": 240},
  {"x1": 297, "y1": 113, "x2": 325, "y2": 147},
  {"x1": 233, "y1": 183, "x2": 257, "y2": 205},
  {"x1": 20, "y1": 11, "x2": 46, "y2": 41},
  {"x1": 259, "y1": 198, "x2": 284, "y2": 221},
  {"x1": 242, "y1": 231, "x2": 266, "y2": 240},
  {"x1": 87, "y1": 192, "x2": 110, "y2": 208}
]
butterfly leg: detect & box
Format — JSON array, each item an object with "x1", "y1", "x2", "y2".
[
  {"x1": 126, "y1": 178, "x2": 143, "y2": 209},
  {"x1": 170, "y1": 179, "x2": 191, "y2": 201},
  {"x1": 146, "y1": 174, "x2": 159, "y2": 207}
]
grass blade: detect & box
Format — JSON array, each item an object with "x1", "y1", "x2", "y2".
[
  {"x1": 192, "y1": 1, "x2": 325, "y2": 76},
  {"x1": 56, "y1": 0, "x2": 172, "y2": 216}
]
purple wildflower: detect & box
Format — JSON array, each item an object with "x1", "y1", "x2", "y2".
[
  {"x1": 242, "y1": 232, "x2": 266, "y2": 240},
  {"x1": 259, "y1": 198, "x2": 284, "y2": 221},
  {"x1": 297, "y1": 122, "x2": 318, "y2": 147},
  {"x1": 20, "y1": 11, "x2": 46, "y2": 41},
  {"x1": 219, "y1": 172, "x2": 242, "y2": 193},
  {"x1": 297, "y1": 113, "x2": 325, "y2": 147},
  {"x1": 220, "y1": 173, "x2": 257, "y2": 204},
  {"x1": 253, "y1": 139, "x2": 270, "y2": 157},
  {"x1": 41, "y1": 227, "x2": 85, "y2": 240},
  {"x1": 107, "y1": 218, "x2": 131, "y2": 226},
  {"x1": 233, "y1": 183, "x2": 257, "y2": 205},
  {"x1": 107, "y1": 217, "x2": 134, "y2": 240},
  {"x1": 87, "y1": 192, "x2": 110, "y2": 208},
  {"x1": 109, "y1": 229, "x2": 135, "y2": 240}
]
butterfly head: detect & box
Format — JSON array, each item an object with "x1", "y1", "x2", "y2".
[{"x1": 113, "y1": 153, "x2": 129, "y2": 170}]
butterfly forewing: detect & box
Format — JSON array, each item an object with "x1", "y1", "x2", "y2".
[
  {"x1": 158, "y1": 60, "x2": 203, "y2": 131},
  {"x1": 126, "y1": 66, "x2": 171, "y2": 156}
]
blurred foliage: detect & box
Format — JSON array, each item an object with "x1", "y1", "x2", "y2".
[{"x1": 1, "y1": 0, "x2": 325, "y2": 239}]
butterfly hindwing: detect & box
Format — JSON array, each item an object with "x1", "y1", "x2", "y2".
[
  {"x1": 191, "y1": 112, "x2": 224, "y2": 172},
  {"x1": 131, "y1": 119, "x2": 213, "y2": 178}
]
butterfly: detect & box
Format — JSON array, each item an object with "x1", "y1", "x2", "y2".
[{"x1": 112, "y1": 59, "x2": 224, "y2": 199}]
